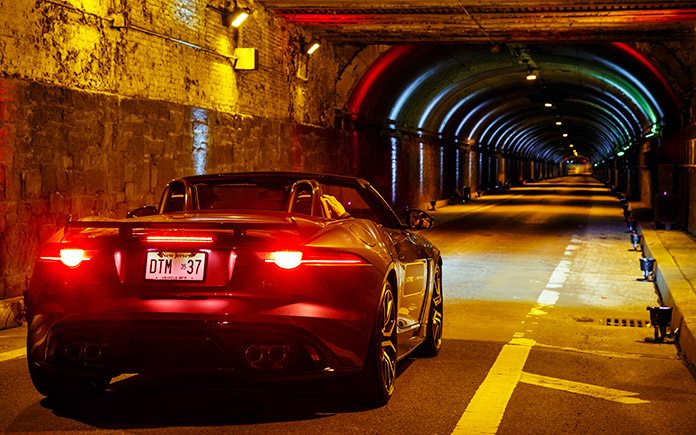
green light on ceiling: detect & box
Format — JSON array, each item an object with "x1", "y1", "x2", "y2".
[{"x1": 585, "y1": 68, "x2": 658, "y2": 125}]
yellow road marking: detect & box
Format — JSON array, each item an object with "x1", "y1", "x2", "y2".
[
  {"x1": 520, "y1": 372, "x2": 650, "y2": 404},
  {"x1": 534, "y1": 342, "x2": 679, "y2": 361},
  {"x1": 527, "y1": 307, "x2": 547, "y2": 317},
  {"x1": 0, "y1": 348, "x2": 26, "y2": 363},
  {"x1": 452, "y1": 338, "x2": 536, "y2": 434},
  {"x1": 452, "y1": 249, "x2": 649, "y2": 434}
]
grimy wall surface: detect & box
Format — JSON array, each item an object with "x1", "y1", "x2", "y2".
[{"x1": 0, "y1": 0, "x2": 360, "y2": 314}]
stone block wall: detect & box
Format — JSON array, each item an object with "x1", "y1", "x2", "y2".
[
  {"x1": 0, "y1": 0, "x2": 353, "y2": 303},
  {"x1": 0, "y1": 78, "x2": 355, "y2": 302}
]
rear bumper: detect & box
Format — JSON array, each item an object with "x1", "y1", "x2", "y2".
[{"x1": 28, "y1": 313, "x2": 369, "y2": 380}]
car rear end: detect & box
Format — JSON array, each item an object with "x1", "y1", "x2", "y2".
[{"x1": 25, "y1": 213, "x2": 387, "y2": 386}]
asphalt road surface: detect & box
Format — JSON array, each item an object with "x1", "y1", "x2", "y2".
[{"x1": 1, "y1": 175, "x2": 695, "y2": 434}]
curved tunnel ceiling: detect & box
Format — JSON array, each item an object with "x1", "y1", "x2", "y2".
[{"x1": 346, "y1": 43, "x2": 679, "y2": 163}]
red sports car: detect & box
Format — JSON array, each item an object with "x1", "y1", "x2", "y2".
[{"x1": 25, "y1": 172, "x2": 443, "y2": 405}]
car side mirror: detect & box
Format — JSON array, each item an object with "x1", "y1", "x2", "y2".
[
  {"x1": 126, "y1": 205, "x2": 158, "y2": 219},
  {"x1": 407, "y1": 209, "x2": 434, "y2": 230}
]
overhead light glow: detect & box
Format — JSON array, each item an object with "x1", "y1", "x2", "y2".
[
  {"x1": 555, "y1": 121, "x2": 562, "y2": 126},
  {"x1": 439, "y1": 90, "x2": 483, "y2": 134},
  {"x1": 389, "y1": 65, "x2": 440, "y2": 122},
  {"x1": 544, "y1": 102, "x2": 553, "y2": 108},
  {"x1": 526, "y1": 73, "x2": 537, "y2": 81}
]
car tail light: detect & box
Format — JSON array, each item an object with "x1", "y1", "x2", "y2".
[
  {"x1": 60, "y1": 249, "x2": 88, "y2": 267},
  {"x1": 40, "y1": 248, "x2": 92, "y2": 267},
  {"x1": 267, "y1": 251, "x2": 303, "y2": 270},
  {"x1": 257, "y1": 251, "x2": 366, "y2": 269}
]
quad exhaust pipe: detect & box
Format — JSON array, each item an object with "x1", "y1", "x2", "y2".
[
  {"x1": 65, "y1": 342, "x2": 104, "y2": 362},
  {"x1": 244, "y1": 345, "x2": 288, "y2": 367}
]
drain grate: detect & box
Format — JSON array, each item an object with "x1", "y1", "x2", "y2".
[{"x1": 604, "y1": 318, "x2": 651, "y2": 328}]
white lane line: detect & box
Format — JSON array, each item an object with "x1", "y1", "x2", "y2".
[
  {"x1": 452, "y1": 338, "x2": 536, "y2": 434},
  {"x1": 536, "y1": 290, "x2": 560, "y2": 306},
  {"x1": 520, "y1": 372, "x2": 650, "y2": 405},
  {"x1": 0, "y1": 348, "x2": 26, "y2": 363}
]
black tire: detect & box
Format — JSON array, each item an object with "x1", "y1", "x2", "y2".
[
  {"x1": 358, "y1": 280, "x2": 397, "y2": 407},
  {"x1": 417, "y1": 264, "x2": 443, "y2": 357},
  {"x1": 28, "y1": 361, "x2": 110, "y2": 400}
]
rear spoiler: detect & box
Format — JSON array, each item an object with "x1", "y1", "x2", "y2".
[{"x1": 64, "y1": 215, "x2": 300, "y2": 239}]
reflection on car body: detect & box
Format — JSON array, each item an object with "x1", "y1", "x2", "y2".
[{"x1": 25, "y1": 172, "x2": 442, "y2": 406}]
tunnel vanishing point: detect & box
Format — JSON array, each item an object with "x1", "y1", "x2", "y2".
[{"x1": 2, "y1": 1, "x2": 696, "y2": 323}]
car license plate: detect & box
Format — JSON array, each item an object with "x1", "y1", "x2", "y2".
[{"x1": 145, "y1": 252, "x2": 207, "y2": 281}]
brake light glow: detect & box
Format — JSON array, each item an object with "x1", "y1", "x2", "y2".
[
  {"x1": 59, "y1": 249, "x2": 89, "y2": 267},
  {"x1": 269, "y1": 251, "x2": 303, "y2": 270},
  {"x1": 258, "y1": 251, "x2": 367, "y2": 269},
  {"x1": 146, "y1": 235, "x2": 214, "y2": 244}
]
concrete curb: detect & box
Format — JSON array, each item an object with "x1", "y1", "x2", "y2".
[
  {"x1": 642, "y1": 229, "x2": 696, "y2": 371},
  {"x1": 0, "y1": 296, "x2": 25, "y2": 330}
]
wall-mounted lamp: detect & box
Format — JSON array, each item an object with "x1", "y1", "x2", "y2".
[
  {"x1": 555, "y1": 120, "x2": 562, "y2": 126},
  {"x1": 544, "y1": 102, "x2": 553, "y2": 108},
  {"x1": 526, "y1": 69, "x2": 537, "y2": 81},
  {"x1": 228, "y1": 8, "x2": 250, "y2": 27},
  {"x1": 306, "y1": 41, "x2": 321, "y2": 55},
  {"x1": 210, "y1": 1, "x2": 251, "y2": 28},
  {"x1": 562, "y1": 133, "x2": 568, "y2": 138}
]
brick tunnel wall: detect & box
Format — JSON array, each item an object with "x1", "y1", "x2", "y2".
[{"x1": 0, "y1": 0, "x2": 362, "y2": 305}]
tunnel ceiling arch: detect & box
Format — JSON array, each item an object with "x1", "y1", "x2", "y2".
[{"x1": 345, "y1": 43, "x2": 678, "y2": 163}]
